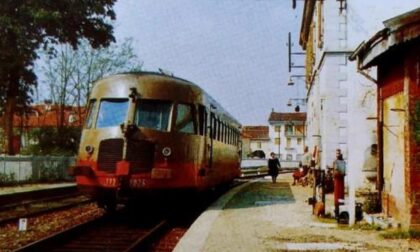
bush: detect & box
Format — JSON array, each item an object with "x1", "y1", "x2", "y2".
[
  {"x1": 363, "y1": 192, "x2": 381, "y2": 213},
  {"x1": 0, "y1": 172, "x2": 17, "y2": 186},
  {"x1": 23, "y1": 127, "x2": 81, "y2": 155}
]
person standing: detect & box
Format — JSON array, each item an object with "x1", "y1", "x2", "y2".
[
  {"x1": 268, "y1": 152, "x2": 281, "y2": 183},
  {"x1": 333, "y1": 149, "x2": 346, "y2": 217},
  {"x1": 293, "y1": 146, "x2": 312, "y2": 185}
]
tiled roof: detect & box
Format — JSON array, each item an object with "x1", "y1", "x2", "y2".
[
  {"x1": 242, "y1": 126, "x2": 269, "y2": 140},
  {"x1": 0, "y1": 104, "x2": 86, "y2": 128},
  {"x1": 268, "y1": 112, "x2": 306, "y2": 122}
]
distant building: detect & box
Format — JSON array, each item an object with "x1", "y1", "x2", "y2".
[
  {"x1": 241, "y1": 126, "x2": 270, "y2": 158},
  {"x1": 350, "y1": 7, "x2": 420, "y2": 230},
  {"x1": 0, "y1": 103, "x2": 86, "y2": 153},
  {"x1": 268, "y1": 111, "x2": 306, "y2": 162}
]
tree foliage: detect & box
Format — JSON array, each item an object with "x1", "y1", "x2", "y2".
[
  {"x1": 20, "y1": 127, "x2": 81, "y2": 155},
  {"x1": 42, "y1": 38, "x2": 143, "y2": 109},
  {"x1": 0, "y1": 0, "x2": 117, "y2": 154}
]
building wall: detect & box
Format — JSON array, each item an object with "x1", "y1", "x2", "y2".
[
  {"x1": 249, "y1": 140, "x2": 271, "y2": 158},
  {"x1": 268, "y1": 123, "x2": 305, "y2": 161},
  {"x1": 378, "y1": 43, "x2": 420, "y2": 230},
  {"x1": 303, "y1": 0, "x2": 417, "y2": 189},
  {"x1": 406, "y1": 45, "x2": 420, "y2": 230},
  {"x1": 306, "y1": 77, "x2": 321, "y2": 161},
  {"x1": 241, "y1": 138, "x2": 251, "y2": 159},
  {"x1": 322, "y1": 0, "x2": 419, "y2": 52}
]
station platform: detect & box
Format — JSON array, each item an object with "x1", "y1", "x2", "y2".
[
  {"x1": 0, "y1": 182, "x2": 76, "y2": 196},
  {"x1": 174, "y1": 173, "x2": 420, "y2": 252}
]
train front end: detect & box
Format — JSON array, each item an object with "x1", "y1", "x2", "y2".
[{"x1": 69, "y1": 74, "x2": 205, "y2": 209}]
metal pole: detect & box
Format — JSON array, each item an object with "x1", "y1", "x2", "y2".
[
  {"x1": 288, "y1": 32, "x2": 292, "y2": 73},
  {"x1": 278, "y1": 125, "x2": 281, "y2": 158}
]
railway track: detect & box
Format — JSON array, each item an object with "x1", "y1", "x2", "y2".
[
  {"x1": 0, "y1": 195, "x2": 93, "y2": 226},
  {"x1": 0, "y1": 185, "x2": 78, "y2": 209},
  {"x1": 16, "y1": 211, "x2": 168, "y2": 252},
  {"x1": 12, "y1": 179, "x2": 246, "y2": 252},
  {"x1": 0, "y1": 185, "x2": 93, "y2": 226}
]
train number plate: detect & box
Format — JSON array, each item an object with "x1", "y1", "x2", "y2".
[
  {"x1": 129, "y1": 178, "x2": 146, "y2": 188},
  {"x1": 151, "y1": 168, "x2": 172, "y2": 179},
  {"x1": 104, "y1": 177, "x2": 117, "y2": 187}
]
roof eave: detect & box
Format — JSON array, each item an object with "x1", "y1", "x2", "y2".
[
  {"x1": 350, "y1": 7, "x2": 420, "y2": 69},
  {"x1": 299, "y1": 0, "x2": 316, "y2": 49}
]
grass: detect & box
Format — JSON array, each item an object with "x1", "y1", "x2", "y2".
[
  {"x1": 337, "y1": 221, "x2": 383, "y2": 231},
  {"x1": 381, "y1": 229, "x2": 420, "y2": 239},
  {"x1": 225, "y1": 181, "x2": 294, "y2": 209}
]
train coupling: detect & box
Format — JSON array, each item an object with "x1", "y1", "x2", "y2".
[{"x1": 116, "y1": 160, "x2": 130, "y2": 177}]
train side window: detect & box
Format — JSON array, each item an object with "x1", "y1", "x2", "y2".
[
  {"x1": 211, "y1": 114, "x2": 217, "y2": 139},
  {"x1": 225, "y1": 124, "x2": 229, "y2": 144},
  {"x1": 84, "y1": 99, "x2": 97, "y2": 129},
  {"x1": 224, "y1": 123, "x2": 227, "y2": 143},
  {"x1": 135, "y1": 99, "x2": 172, "y2": 132},
  {"x1": 210, "y1": 112, "x2": 216, "y2": 139},
  {"x1": 175, "y1": 103, "x2": 196, "y2": 134},
  {"x1": 228, "y1": 127, "x2": 232, "y2": 145},
  {"x1": 198, "y1": 105, "x2": 206, "y2": 136},
  {"x1": 231, "y1": 128, "x2": 234, "y2": 145},
  {"x1": 236, "y1": 130, "x2": 240, "y2": 146},
  {"x1": 215, "y1": 118, "x2": 219, "y2": 140},
  {"x1": 217, "y1": 119, "x2": 221, "y2": 141},
  {"x1": 229, "y1": 128, "x2": 235, "y2": 145},
  {"x1": 220, "y1": 123, "x2": 224, "y2": 143},
  {"x1": 96, "y1": 99, "x2": 129, "y2": 128},
  {"x1": 204, "y1": 110, "x2": 208, "y2": 136}
]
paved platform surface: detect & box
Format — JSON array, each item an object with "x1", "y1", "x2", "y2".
[
  {"x1": 0, "y1": 182, "x2": 75, "y2": 196},
  {"x1": 174, "y1": 174, "x2": 420, "y2": 252}
]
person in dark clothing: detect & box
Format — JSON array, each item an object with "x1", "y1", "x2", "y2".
[{"x1": 268, "y1": 152, "x2": 281, "y2": 183}]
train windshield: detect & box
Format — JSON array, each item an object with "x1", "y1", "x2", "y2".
[
  {"x1": 84, "y1": 99, "x2": 97, "y2": 129},
  {"x1": 135, "y1": 99, "x2": 172, "y2": 131},
  {"x1": 96, "y1": 99, "x2": 129, "y2": 128}
]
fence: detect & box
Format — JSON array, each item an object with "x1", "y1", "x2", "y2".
[
  {"x1": 0, "y1": 155, "x2": 75, "y2": 184},
  {"x1": 240, "y1": 158, "x2": 299, "y2": 177},
  {"x1": 241, "y1": 158, "x2": 300, "y2": 169}
]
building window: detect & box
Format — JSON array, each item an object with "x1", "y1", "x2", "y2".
[
  {"x1": 295, "y1": 125, "x2": 304, "y2": 136},
  {"x1": 286, "y1": 154, "x2": 293, "y2": 161},
  {"x1": 286, "y1": 138, "x2": 291, "y2": 148},
  {"x1": 257, "y1": 141, "x2": 262, "y2": 149},
  {"x1": 285, "y1": 124, "x2": 293, "y2": 135},
  {"x1": 275, "y1": 137, "x2": 281, "y2": 145},
  {"x1": 274, "y1": 125, "x2": 281, "y2": 132},
  {"x1": 297, "y1": 138, "x2": 302, "y2": 145}
]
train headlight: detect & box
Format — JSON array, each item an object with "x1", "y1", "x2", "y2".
[
  {"x1": 85, "y1": 145, "x2": 94, "y2": 155},
  {"x1": 162, "y1": 147, "x2": 172, "y2": 157}
]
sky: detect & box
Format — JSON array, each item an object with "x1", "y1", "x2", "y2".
[{"x1": 112, "y1": 0, "x2": 305, "y2": 125}]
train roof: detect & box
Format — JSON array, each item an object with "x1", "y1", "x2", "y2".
[{"x1": 101, "y1": 71, "x2": 242, "y2": 128}]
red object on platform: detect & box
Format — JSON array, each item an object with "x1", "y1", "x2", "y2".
[{"x1": 334, "y1": 173, "x2": 345, "y2": 208}]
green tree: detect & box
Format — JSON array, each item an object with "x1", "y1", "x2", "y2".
[{"x1": 0, "y1": 0, "x2": 117, "y2": 155}]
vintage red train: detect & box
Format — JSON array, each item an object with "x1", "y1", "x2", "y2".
[{"x1": 70, "y1": 72, "x2": 241, "y2": 210}]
